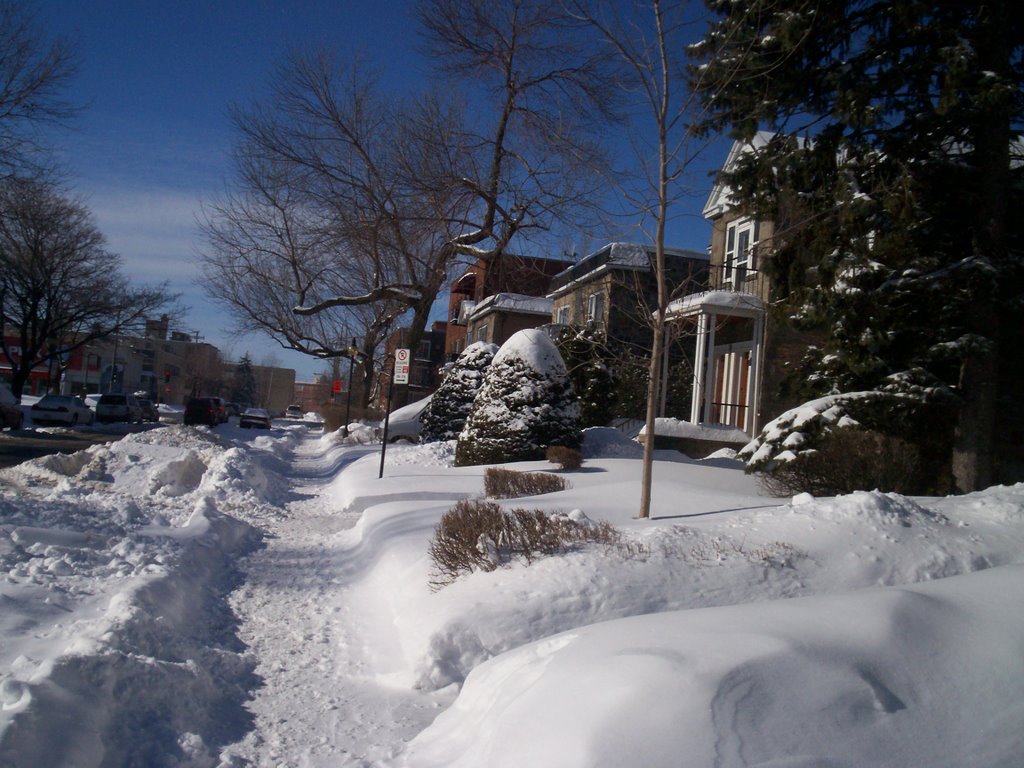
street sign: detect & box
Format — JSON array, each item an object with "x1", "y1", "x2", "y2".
[{"x1": 394, "y1": 348, "x2": 410, "y2": 384}]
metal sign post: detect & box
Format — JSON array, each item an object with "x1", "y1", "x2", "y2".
[{"x1": 378, "y1": 353, "x2": 400, "y2": 479}]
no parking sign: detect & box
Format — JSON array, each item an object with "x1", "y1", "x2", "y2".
[{"x1": 394, "y1": 348, "x2": 410, "y2": 384}]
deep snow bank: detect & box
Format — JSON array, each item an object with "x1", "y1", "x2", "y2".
[
  {"x1": 335, "y1": 437, "x2": 1022, "y2": 695},
  {"x1": 0, "y1": 426, "x2": 273, "y2": 766},
  {"x1": 396, "y1": 564, "x2": 1024, "y2": 768}
]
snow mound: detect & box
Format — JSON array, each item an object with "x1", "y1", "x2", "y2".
[
  {"x1": 491, "y1": 328, "x2": 565, "y2": 372},
  {"x1": 383, "y1": 440, "x2": 457, "y2": 468},
  {"x1": 395, "y1": 565, "x2": 1024, "y2": 768},
  {"x1": 147, "y1": 450, "x2": 208, "y2": 497},
  {"x1": 580, "y1": 427, "x2": 642, "y2": 459},
  {"x1": 797, "y1": 490, "x2": 946, "y2": 528},
  {"x1": 639, "y1": 417, "x2": 749, "y2": 443}
]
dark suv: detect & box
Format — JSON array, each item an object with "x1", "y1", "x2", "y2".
[{"x1": 184, "y1": 397, "x2": 227, "y2": 426}]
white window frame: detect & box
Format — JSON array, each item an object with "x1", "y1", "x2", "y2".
[
  {"x1": 475, "y1": 324, "x2": 489, "y2": 343},
  {"x1": 724, "y1": 218, "x2": 760, "y2": 285},
  {"x1": 587, "y1": 291, "x2": 605, "y2": 323},
  {"x1": 556, "y1": 305, "x2": 570, "y2": 325}
]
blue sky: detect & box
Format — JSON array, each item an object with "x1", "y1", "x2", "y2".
[{"x1": 43, "y1": 1, "x2": 726, "y2": 381}]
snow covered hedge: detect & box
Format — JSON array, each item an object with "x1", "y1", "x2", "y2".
[
  {"x1": 740, "y1": 392, "x2": 949, "y2": 495},
  {"x1": 421, "y1": 342, "x2": 497, "y2": 443},
  {"x1": 739, "y1": 392, "x2": 876, "y2": 470},
  {"x1": 455, "y1": 330, "x2": 581, "y2": 467}
]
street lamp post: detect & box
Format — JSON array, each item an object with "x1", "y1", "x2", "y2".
[{"x1": 343, "y1": 338, "x2": 366, "y2": 438}]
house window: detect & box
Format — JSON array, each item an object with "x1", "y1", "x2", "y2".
[
  {"x1": 556, "y1": 305, "x2": 570, "y2": 325},
  {"x1": 416, "y1": 340, "x2": 432, "y2": 360},
  {"x1": 587, "y1": 292, "x2": 605, "y2": 323},
  {"x1": 475, "y1": 324, "x2": 489, "y2": 343},
  {"x1": 412, "y1": 365, "x2": 433, "y2": 388},
  {"x1": 724, "y1": 218, "x2": 759, "y2": 284}
]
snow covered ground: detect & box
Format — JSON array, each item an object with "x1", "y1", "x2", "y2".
[{"x1": 1, "y1": 422, "x2": 1022, "y2": 766}]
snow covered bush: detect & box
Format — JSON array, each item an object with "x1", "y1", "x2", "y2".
[
  {"x1": 484, "y1": 467, "x2": 569, "y2": 499},
  {"x1": 428, "y1": 500, "x2": 618, "y2": 590},
  {"x1": 555, "y1": 325, "x2": 617, "y2": 426},
  {"x1": 455, "y1": 329, "x2": 581, "y2": 466},
  {"x1": 742, "y1": 392, "x2": 947, "y2": 495},
  {"x1": 420, "y1": 341, "x2": 497, "y2": 442},
  {"x1": 759, "y1": 429, "x2": 925, "y2": 497}
]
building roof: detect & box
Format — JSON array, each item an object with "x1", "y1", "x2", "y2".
[
  {"x1": 703, "y1": 131, "x2": 777, "y2": 220},
  {"x1": 468, "y1": 292, "x2": 554, "y2": 321},
  {"x1": 547, "y1": 242, "x2": 707, "y2": 297},
  {"x1": 666, "y1": 289, "x2": 765, "y2": 319}
]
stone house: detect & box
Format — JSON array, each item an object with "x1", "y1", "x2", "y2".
[
  {"x1": 666, "y1": 132, "x2": 818, "y2": 437},
  {"x1": 445, "y1": 254, "x2": 568, "y2": 361}
]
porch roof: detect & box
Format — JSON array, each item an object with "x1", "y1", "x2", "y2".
[{"x1": 666, "y1": 289, "x2": 765, "y2": 319}]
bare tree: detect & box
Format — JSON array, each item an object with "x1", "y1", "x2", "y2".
[
  {"x1": 570, "y1": 0, "x2": 719, "y2": 518},
  {"x1": 0, "y1": 177, "x2": 174, "y2": 399},
  {"x1": 201, "y1": 2, "x2": 620, "y2": 392},
  {"x1": 416, "y1": 0, "x2": 619, "y2": 260},
  {"x1": 200, "y1": 53, "x2": 454, "y2": 381},
  {"x1": 0, "y1": 0, "x2": 79, "y2": 178}
]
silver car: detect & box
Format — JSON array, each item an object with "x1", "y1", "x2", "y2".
[
  {"x1": 30, "y1": 394, "x2": 95, "y2": 427},
  {"x1": 95, "y1": 393, "x2": 144, "y2": 423}
]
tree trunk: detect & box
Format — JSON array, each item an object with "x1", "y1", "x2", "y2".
[
  {"x1": 638, "y1": 0, "x2": 670, "y2": 520},
  {"x1": 952, "y1": 338, "x2": 997, "y2": 493},
  {"x1": 951, "y1": 0, "x2": 1011, "y2": 493}
]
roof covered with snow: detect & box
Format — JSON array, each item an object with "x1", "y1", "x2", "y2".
[
  {"x1": 548, "y1": 242, "x2": 707, "y2": 297},
  {"x1": 468, "y1": 293, "x2": 553, "y2": 320},
  {"x1": 666, "y1": 289, "x2": 765, "y2": 319}
]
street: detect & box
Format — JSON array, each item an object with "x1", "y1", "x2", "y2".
[{"x1": 0, "y1": 425, "x2": 160, "y2": 468}]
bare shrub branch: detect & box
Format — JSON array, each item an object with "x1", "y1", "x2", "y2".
[{"x1": 484, "y1": 467, "x2": 570, "y2": 498}]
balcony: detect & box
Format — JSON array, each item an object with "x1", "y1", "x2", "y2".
[
  {"x1": 710, "y1": 263, "x2": 760, "y2": 293},
  {"x1": 666, "y1": 264, "x2": 765, "y2": 321},
  {"x1": 449, "y1": 299, "x2": 477, "y2": 326}
]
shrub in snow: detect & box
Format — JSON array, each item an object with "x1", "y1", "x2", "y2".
[
  {"x1": 546, "y1": 445, "x2": 583, "y2": 470},
  {"x1": 428, "y1": 499, "x2": 618, "y2": 590},
  {"x1": 420, "y1": 342, "x2": 498, "y2": 443},
  {"x1": 742, "y1": 392, "x2": 948, "y2": 495},
  {"x1": 483, "y1": 467, "x2": 569, "y2": 499},
  {"x1": 455, "y1": 329, "x2": 581, "y2": 466},
  {"x1": 759, "y1": 429, "x2": 926, "y2": 497}
]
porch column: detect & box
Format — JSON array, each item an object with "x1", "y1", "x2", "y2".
[
  {"x1": 691, "y1": 313, "x2": 707, "y2": 423},
  {"x1": 703, "y1": 312, "x2": 717, "y2": 425},
  {"x1": 748, "y1": 312, "x2": 766, "y2": 434}
]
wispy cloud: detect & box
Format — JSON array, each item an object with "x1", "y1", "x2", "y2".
[{"x1": 84, "y1": 185, "x2": 206, "y2": 283}]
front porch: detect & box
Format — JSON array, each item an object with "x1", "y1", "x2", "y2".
[{"x1": 666, "y1": 289, "x2": 766, "y2": 437}]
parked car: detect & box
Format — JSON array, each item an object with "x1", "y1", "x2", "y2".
[
  {"x1": 381, "y1": 395, "x2": 430, "y2": 443},
  {"x1": 0, "y1": 384, "x2": 24, "y2": 429},
  {"x1": 95, "y1": 393, "x2": 144, "y2": 424},
  {"x1": 137, "y1": 398, "x2": 160, "y2": 423},
  {"x1": 285, "y1": 404, "x2": 304, "y2": 419},
  {"x1": 31, "y1": 394, "x2": 95, "y2": 427},
  {"x1": 224, "y1": 402, "x2": 242, "y2": 417},
  {"x1": 184, "y1": 397, "x2": 227, "y2": 426},
  {"x1": 239, "y1": 407, "x2": 272, "y2": 430}
]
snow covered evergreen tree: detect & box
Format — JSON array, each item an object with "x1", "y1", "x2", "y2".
[
  {"x1": 420, "y1": 341, "x2": 498, "y2": 442},
  {"x1": 230, "y1": 353, "x2": 259, "y2": 406},
  {"x1": 455, "y1": 329, "x2": 581, "y2": 467},
  {"x1": 555, "y1": 325, "x2": 616, "y2": 428},
  {"x1": 690, "y1": 0, "x2": 1024, "y2": 491}
]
